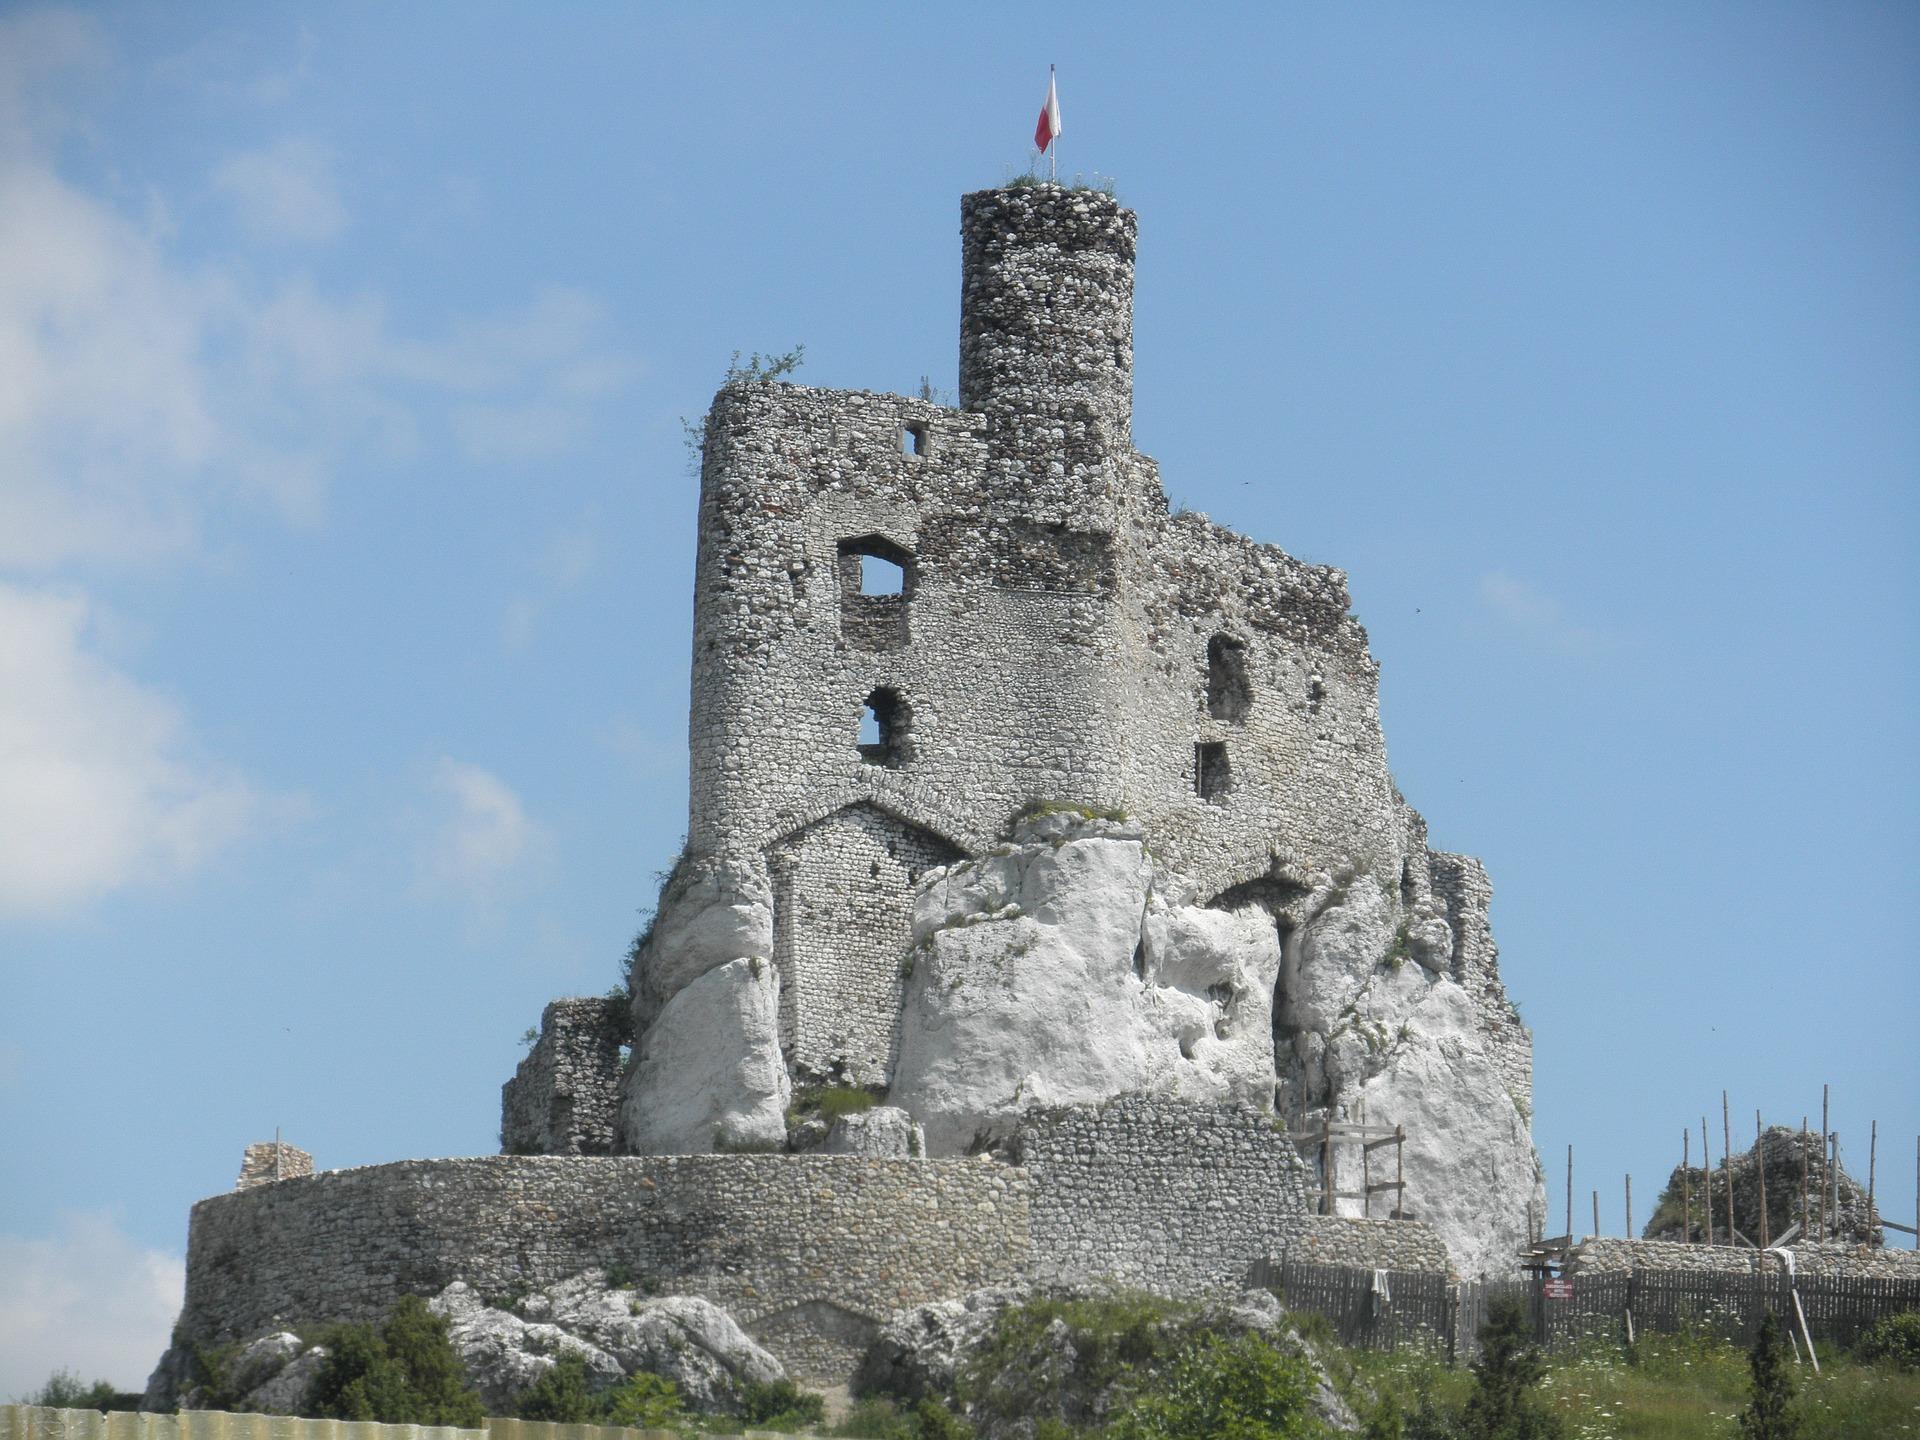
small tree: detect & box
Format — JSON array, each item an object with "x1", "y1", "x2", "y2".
[
  {"x1": 1460, "y1": 1297, "x2": 1562, "y2": 1440},
  {"x1": 514, "y1": 1353, "x2": 597, "y2": 1422},
  {"x1": 306, "y1": 1296, "x2": 485, "y2": 1427},
  {"x1": 1737, "y1": 1313, "x2": 1801, "y2": 1440},
  {"x1": 25, "y1": 1371, "x2": 123, "y2": 1411}
]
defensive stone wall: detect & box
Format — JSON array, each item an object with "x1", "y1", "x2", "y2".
[
  {"x1": 1427, "y1": 852, "x2": 1531, "y2": 1109},
  {"x1": 1569, "y1": 1236, "x2": 1920, "y2": 1280},
  {"x1": 234, "y1": 1142, "x2": 312, "y2": 1191},
  {"x1": 178, "y1": 1155, "x2": 1029, "y2": 1383},
  {"x1": 1013, "y1": 1095, "x2": 1318, "y2": 1292},
  {"x1": 500, "y1": 998, "x2": 630, "y2": 1156},
  {"x1": 1279, "y1": 1215, "x2": 1457, "y2": 1274}
]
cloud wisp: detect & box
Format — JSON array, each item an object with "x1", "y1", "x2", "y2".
[
  {"x1": 0, "y1": 1211, "x2": 184, "y2": 1400},
  {"x1": 414, "y1": 759, "x2": 551, "y2": 901},
  {"x1": 1477, "y1": 571, "x2": 1620, "y2": 657},
  {"x1": 212, "y1": 137, "x2": 347, "y2": 245}
]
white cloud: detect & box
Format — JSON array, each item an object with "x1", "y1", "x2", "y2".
[
  {"x1": 417, "y1": 759, "x2": 549, "y2": 897},
  {"x1": 0, "y1": 11, "x2": 636, "y2": 572},
  {"x1": 502, "y1": 520, "x2": 601, "y2": 651},
  {"x1": 212, "y1": 137, "x2": 347, "y2": 244},
  {"x1": 1478, "y1": 571, "x2": 1618, "y2": 656},
  {"x1": 0, "y1": 582, "x2": 267, "y2": 917},
  {"x1": 0, "y1": 1211, "x2": 184, "y2": 1400}
]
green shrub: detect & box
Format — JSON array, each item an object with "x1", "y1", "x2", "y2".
[
  {"x1": 1103, "y1": 1332, "x2": 1322, "y2": 1440},
  {"x1": 24, "y1": 1370, "x2": 129, "y2": 1411},
  {"x1": 1459, "y1": 1298, "x2": 1562, "y2": 1440},
  {"x1": 1854, "y1": 1310, "x2": 1920, "y2": 1371},
  {"x1": 739, "y1": 1376, "x2": 827, "y2": 1429},
  {"x1": 305, "y1": 1296, "x2": 485, "y2": 1427},
  {"x1": 1737, "y1": 1314, "x2": 1800, "y2": 1440},
  {"x1": 600, "y1": 1371, "x2": 683, "y2": 1428},
  {"x1": 513, "y1": 1353, "x2": 598, "y2": 1422}
]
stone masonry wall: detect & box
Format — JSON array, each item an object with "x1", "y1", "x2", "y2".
[
  {"x1": 234, "y1": 1142, "x2": 312, "y2": 1190},
  {"x1": 1013, "y1": 1095, "x2": 1318, "y2": 1292},
  {"x1": 1279, "y1": 1215, "x2": 1455, "y2": 1274},
  {"x1": 176, "y1": 1155, "x2": 1029, "y2": 1384},
  {"x1": 500, "y1": 998, "x2": 630, "y2": 1156},
  {"x1": 769, "y1": 802, "x2": 961, "y2": 1085},
  {"x1": 1570, "y1": 1236, "x2": 1920, "y2": 1281}
]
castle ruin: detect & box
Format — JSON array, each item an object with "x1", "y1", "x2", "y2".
[{"x1": 159, "y1": 185, "x2": 1545, "y2": 1389}]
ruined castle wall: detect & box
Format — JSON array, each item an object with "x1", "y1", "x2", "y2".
[
  {"x1": 500, "y1": 998, "x2": 630, "y2": 1156},
  {"x1": 769, "y1": 803, "x2": 961, "y2": 1086},
  {"x1": 1570, "y1": 1237, "x2": 1920, "y2": 1280},
  {"x1": 176, "y1": 1155, "x2": 1029, "y2": 1384},
  {"x1": 1013, "y1": 1096, "x2": 1318, "y2": 1292},
  {"x1": 1428, "y1": 852, "x2": 1532, "y2": 1108}
]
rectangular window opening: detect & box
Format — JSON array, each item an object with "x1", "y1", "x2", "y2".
[
  {"x1": 1196, "y1": 742, "x2": 1231, "y2": 803},
  {"x1": 902, "y1": 423, "x2": 928, "y2": 458}
]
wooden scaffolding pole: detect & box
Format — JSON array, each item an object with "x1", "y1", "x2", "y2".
[
  {"x1": 1682, "y1": 1129, "x2": 1692, "y2": 1243},
  {"x1": 1756, "y1": 1111, "x2": 1771, "y2": 1250},
  {"x1": 1723, "y1": 1093, "x2": 1736, "y2": 1244},
  {"x1": 1703, "y1": 1116, "x2": 1715, "y2": 1246}
]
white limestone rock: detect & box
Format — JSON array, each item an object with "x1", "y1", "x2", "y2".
[
  {"x1": 892, "y1": 822, "x2": 1282, "y2": 1154},
  {"x1": 632, "y1": 854, "x2": 774, "y2": 1033},
  {"x1": 822, "y1": 1105, "x2": 924, "y2": 1157},
  {"x1": 238, "y1": 1347, "x2": 328, "y2": 1415},
  {"x1": 623, "y1": 955, "x2": 789, "y2": 1154},
  {"x1": 227, "y1": 1332, "x2": 305, "y2": 1398},
  {"x1": 430, "y1": 1276, "x2": 785, "y2": 1415},
  {"x1": 431, "y1": 1282, "x2": 624, "y2": 1411}
]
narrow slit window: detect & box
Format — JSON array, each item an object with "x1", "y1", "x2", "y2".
[
  {"x1": 1207, "y1": 635, "x2": 1252, "y2": 722},
  {"x1": 1196, "y1": 741, "x2": 1230, "y2": 802}
]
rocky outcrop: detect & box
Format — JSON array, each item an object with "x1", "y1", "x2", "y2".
[
  {"x1": 432, "y1": 1275, "x2": 784, "y2": 1413},
  {"x1": 891, "y1": 812, "x2": 1283, "y2": 1155},
  {"x1": 622, "y1": 955, "x2": 789, "y2": 1155},
  {"x1": 821, "y1": 1105, "x2": 924, "y2": 1157},
  {"x1": 887, "y1": 813, "x2": 1540, "y2": 1276}
]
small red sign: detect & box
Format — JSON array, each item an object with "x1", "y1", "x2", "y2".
[{"x1": 1543, "y1": 1278, "x2": 1574, "y2": 1300}]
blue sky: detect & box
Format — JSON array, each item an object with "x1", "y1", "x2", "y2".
[{"x1": 1, "y1": 1, "x2": 1914, "y2": 1395}]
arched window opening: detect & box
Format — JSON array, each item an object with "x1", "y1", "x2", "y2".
[
  {"x1": 859, "y1": 688, "x2": 910, "y2": 768},
  {"x1": 1207, "y1": 635, "x2": 1252, "y2": 722}
]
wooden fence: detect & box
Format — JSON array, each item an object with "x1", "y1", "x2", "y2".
[{"x1": 1253, "y1": 1259, "x2": 1920, "y2": 1362}]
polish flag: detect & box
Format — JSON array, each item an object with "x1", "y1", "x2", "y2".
[{"x1": 1034, "y1": 67, "x2": 1061, "y2": 154}]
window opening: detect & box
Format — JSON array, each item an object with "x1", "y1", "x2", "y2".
[
  {"x1": 859, "y1": 688, "x2": 910, "y2": 768},
  {"x1": 859, "y1": 554, "x2": 906, "y2": 596},
  {"x1": 902, "y1": 423, "x2": 929, "y2": 458},
  {"x1": 1207, "y1": 635, "x2": 1252, "y2": 722},
  {"x1": 1196, "y1": 741, "x2": 1230, "y2": 802}
]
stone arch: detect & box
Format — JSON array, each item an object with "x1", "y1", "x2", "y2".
[
  {"x1": 741, "y1": 1297, "x2": 883, "y2": 1385},
  {"x1": 768, "y1": 801, "x2": 963, "y2": 1087}
]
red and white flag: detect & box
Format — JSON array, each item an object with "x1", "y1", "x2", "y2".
[{"x1": 1034, "y1": 67, "x2": 1062, "y2": 153}]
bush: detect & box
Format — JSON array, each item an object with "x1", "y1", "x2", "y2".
[
  {"x1": 1459, "y1": 1298, "x2": 1562, "y2": 1440},
  {"x1": 739, "y1": 1376, "x2": 827, "y2": 1429},
  {"x1": 1737, "y1": 1314, "x2": 1801, "y2": 1440},
  {"x1": 24, "y1": 1371, "x2": 131, "y2": 1411},
  {"x1": 514, "y1": 1353, "x2": 598, "y2": 1422},
  {"x1": 1854, "y1": 1310, "x2": 1920, "y2": 1372},
  {"x1": 600, "y1": 1371, "x2": 683, "y2": 1428},
  {"x1": 305, "y1": 1296, "x2": 486, "y2": 1427},
  {"x1": 1104, "y1": 1332, "x2": 1323, "y2": 1440},
  {"x1": 832, "y1": 1397, "x2": 974, "y2": 1439}
]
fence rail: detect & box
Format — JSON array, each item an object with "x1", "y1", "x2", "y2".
[{"x1": 1252, "y1": 1259, "x2": 1920, "y2": 1361}]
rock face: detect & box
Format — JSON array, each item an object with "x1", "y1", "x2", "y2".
[
  {"x1": 892, "y1": 813, "x2": 1282, "y2": 1155},
  {"x1": 623, "y1": 954, "x2": 788, "y2": 1155},
  {"x1": 431, "y1": 1275, "x2": 784, "y2": 1414},
  {"x1": 888, "y1": 813, "x2": 1540, "y2": 1276},
  {"x1": 821, "y1": 1105, "x2": 923, "y2": 1157},
  {"x1": 142, "y1": 1331, "x2": 330, "y2": 1415}
]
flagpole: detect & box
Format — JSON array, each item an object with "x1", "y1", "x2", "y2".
[{"x1": 1050, "y1": 64, "x2": 1058, "y2": 182}]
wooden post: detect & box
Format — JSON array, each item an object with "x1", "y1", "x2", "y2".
[
  {"x1": 1626, "y1": 1173, "x2": 1634, "y2": 1240},
  {"x1": 1593, "y1": 1189, "x2": 1600, "y2": 1241},
  {"x1": 1362, "y1": 1107, "x2": 1371, "y2": 1221},
  {"x1": 1913, "y1": 1136, "x2": 1918, "y2": 1250},
  {"x1": 1682, "y1": 1130, "x2": 1692, "y2": 1243},
  {"x1": 1830, "y1": 1131, "x2": 1841, "y2": 1238},
  {"x1": 1800, "y1": 1117, "x2": 1810, "y2": 1242},
  {"x1": 1396, "y1": 1124, "x2": 1405, "y2": 1221},
  {"x1": 1820, "y1": 1084, "x2": 1830, "y2": 1238},
  {"x1": 1724, "y1": 1093, "x2": 1736, "y2": 1244},
  {"x1": 1566, "y1": 1144, "x2": 1573, "y2": 1244},
  {"x1": 1755, "y1": 1112, "x2": 1771, "y2": 1249},
  {"x1": 1868, "y1": 1120, "x2": 1878, "y2": 1226},
  {"x1": 1322, "y1": 1116, "x2": 1333, "y2": 1217},
  {"x1": 1703, "y1": 1116, "x2": 1715, "y2": 1246}
]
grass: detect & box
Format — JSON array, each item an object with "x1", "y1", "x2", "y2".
[{"x1": 1347, "y1": 1327, "x2": 1920, "y2": 1439}]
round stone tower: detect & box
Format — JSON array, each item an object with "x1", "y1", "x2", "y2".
[{"x1": 959, "y1": 184, "x2": 1136, "y2": 445}]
